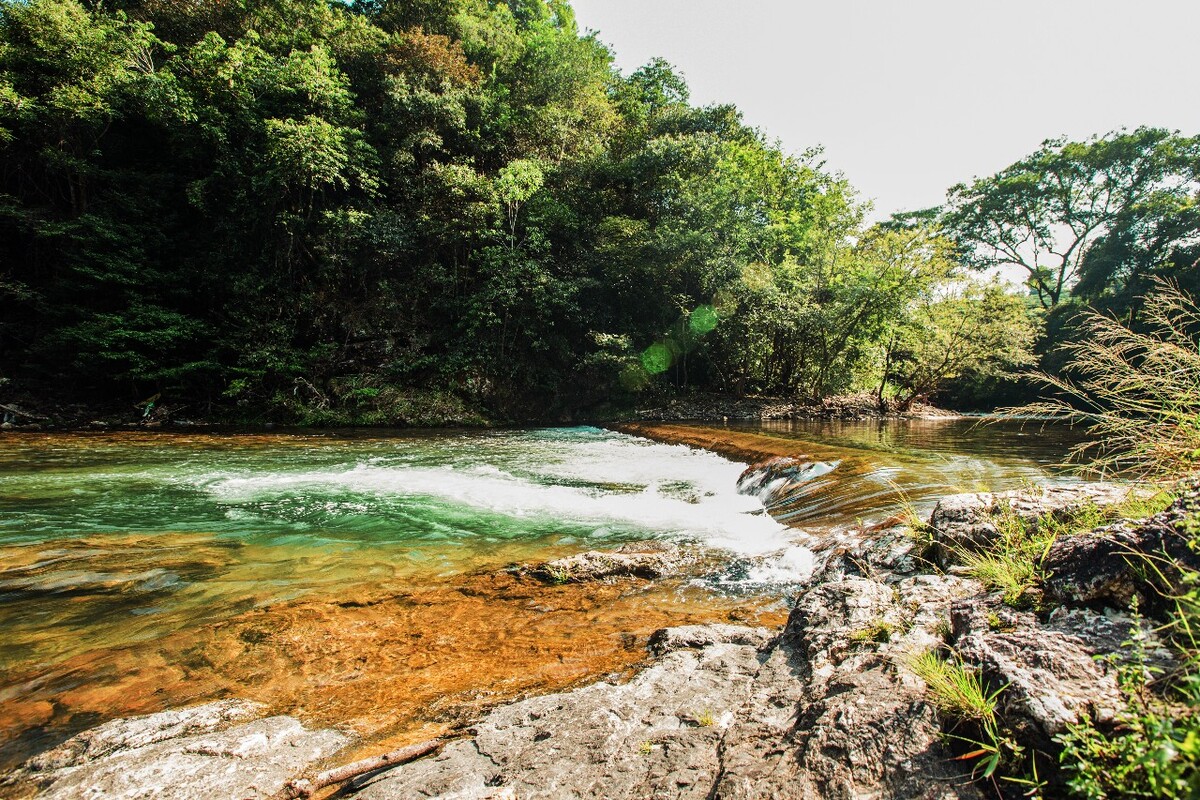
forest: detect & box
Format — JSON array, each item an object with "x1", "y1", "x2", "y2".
[{"x1": 1, "y1": 0, "x2": 1198, "y2": 424}]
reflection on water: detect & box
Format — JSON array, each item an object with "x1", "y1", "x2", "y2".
[
  {"x1": 636, "y1": 418, "x2": 1087, "y2": 531},
  {"x1": 0, "y1": 420, "x2": 1082, "y2": 774},
  {"x1": 745, "y1": 417, "x2": 1084, "y2": 466}
]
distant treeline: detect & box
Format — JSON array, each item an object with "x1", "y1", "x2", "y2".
[{"x1": 0, "y1": 0, "x2": 1197, "y2": 422}]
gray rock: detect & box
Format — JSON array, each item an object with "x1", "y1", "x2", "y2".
[
  {"x1": 11, "y1": 700, "x2": 352, "y2": 800},
  {"x1": 947, "y1": 596, "x2": 1172, "y2": 744},
  {"x1": 648, "y1": 623, "x2": 776, "y2": 655},
  {"x1": 526, "y1": 542, "x2": 691, "y2": 583},
  {"x1": 353, "y1": 627, "x2": 771, "y2": 800},
  {"x1": 809, "y1": 525, "x2": 926, "y2": 585},
  {"x1": 20, "y1": 699, "x2": 265, "y2": 773},
  {"x1": 929, "y1": 483, "x2": 1140, "y2": 567},
  {"x1": 1044, "y1": 489, "x2": 1200, "y2": 609}
]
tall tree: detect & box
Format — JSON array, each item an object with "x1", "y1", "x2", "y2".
[{"x1": 941, "y1": 128, "x2": 1200, "y2": 309}]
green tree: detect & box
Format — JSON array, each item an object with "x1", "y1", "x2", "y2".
[
  {"x1": 942, "y1": 128, "x2": 1200, "y2": 309},
  {"x1": 883, "y1": 279, "x2": 1038, "y2": 409},
  {"x1": 1074, "y1": 191, "x2": 1200, "y2": 313}
]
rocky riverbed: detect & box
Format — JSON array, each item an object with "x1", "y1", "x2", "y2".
[{"x1": 5, "y1": 430, "x2": 1196, "y2": 799}]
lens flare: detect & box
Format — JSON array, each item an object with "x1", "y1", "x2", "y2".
[
  {"x1": 641, "y1": 342, "x2": 673, "y2": 374},
  {"x1": 689, "y1": 305, "x2": 719, "y2": 335}
]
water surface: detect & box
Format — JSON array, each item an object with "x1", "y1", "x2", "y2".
[{"x1": 0, "y1": 420, "x2": 1083, "y2": 773}]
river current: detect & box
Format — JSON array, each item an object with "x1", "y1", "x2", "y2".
[{"x1": 0, "y1": 419, "x2": 1082, "y2": 772}]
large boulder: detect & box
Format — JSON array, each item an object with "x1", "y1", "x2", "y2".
[
  {"x1": 951, "y1": 598, "x2": 1125, "y2": 745},
  {"x1": 1044, "y1": 486, "x2": 1200, "y2": 610}
]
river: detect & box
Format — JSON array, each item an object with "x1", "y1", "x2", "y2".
[{"x1": 0, "y1": 419, "x2": 1084, "y2": 774}]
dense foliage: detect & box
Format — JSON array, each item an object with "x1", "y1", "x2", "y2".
[
  {"x1": 0, "y1": 0, "x2": 1036, "y2": 422},
  {"x1": 937, "y1": 129, "x2": 1200, "y2": 407},
  {"x1": 1, "y1": 0, "x2": 1194, "y2": 422},
  {"x1": 942, "y1": 128, "x2": 1200, "y2": 312}
]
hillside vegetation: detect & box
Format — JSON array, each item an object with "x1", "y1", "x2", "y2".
[{"x1": 0, "y1": 0, "x2": 1196, "y2": 423}]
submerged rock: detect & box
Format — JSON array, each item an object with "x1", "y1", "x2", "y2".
[
  {"x1": 735, "y1": 457, "x2": 837, "y2": 503},
  {"x1": 352, "y1": 575, "x2": 982, "y2": 800},
  {"x1": 9, "y1": 700, "x2": 352, "y2": 800},
  {"x1": 525, "y1": 542, "x2": 693, "y2": 584}
]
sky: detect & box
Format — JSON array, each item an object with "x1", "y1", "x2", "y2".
[{"x1": 569, "y1": 0, "x2": 1200, "y2": 221}]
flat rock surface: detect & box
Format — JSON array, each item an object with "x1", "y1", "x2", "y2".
[{"x1": 8, "y1": 700, "x2": 352, "y2": 800}]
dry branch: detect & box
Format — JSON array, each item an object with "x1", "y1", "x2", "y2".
[
  {"x1": 0, "y1": 402, "x2": 49, "y2": 420},
  {"x1": 284, "y1": 738, "x2": 443, "y2": 798}
]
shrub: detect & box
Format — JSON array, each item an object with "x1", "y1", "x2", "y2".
[{"x1": 1058, "y1": 590, "x2": 1200, "y2": 799}]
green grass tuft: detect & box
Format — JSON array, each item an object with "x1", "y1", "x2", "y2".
[{"x1": 907, "y1": 651, "x2": 1001, "y2": 724}]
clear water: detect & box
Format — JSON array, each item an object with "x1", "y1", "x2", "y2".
[
  {"x1": 726, "y1": 417, "x2": 1085, "y2": 529},
  {"x1": 0, "y1": 420, "x2": 1084, "y2": 772}
]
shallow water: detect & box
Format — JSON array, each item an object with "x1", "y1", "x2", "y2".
[
  {"x1": 726, "y1": 417, "x2": 1085, "y2": 528},
  {"x1": 0, "y1": 420, "x2": 1083, "y2": 773}
]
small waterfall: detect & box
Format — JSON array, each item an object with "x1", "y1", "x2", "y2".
[
  {"x1": 734, "y1": 456, "x2": 907, "y2": 529},
  {"x1": 736, "y1": 457, "x2": 840, "y2": 505}
]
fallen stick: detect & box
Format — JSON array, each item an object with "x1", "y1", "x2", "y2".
[{"x1": 284, "y1": 738, "x2": 443, "y2": 798}]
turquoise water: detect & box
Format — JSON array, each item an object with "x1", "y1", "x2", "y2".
[
  {"x1": 0, "y1": 427, "x2": 801, "y2": 669},
  {"x1": 0, "y1": 420, "x2": 1086, "y2": 773},
  {"x1": 0, "y1": 421, "x2": 1082, "y2": 667}
]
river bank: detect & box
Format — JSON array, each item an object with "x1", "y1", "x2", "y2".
[
  {"x1": 4, "y1": 421, "x2": 1163, "y2": 799},
  {"x1": 0, "y1": 391, "x2": 959, "y2": 433}
]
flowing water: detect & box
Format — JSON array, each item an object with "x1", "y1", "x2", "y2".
[{"x1": 0, "y1": 419, "x2": 1084, "y2": 775}]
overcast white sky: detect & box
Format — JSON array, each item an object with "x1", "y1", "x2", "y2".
[{"x1": 570, "y1": 0, "x2": 1200, "y2": 220}]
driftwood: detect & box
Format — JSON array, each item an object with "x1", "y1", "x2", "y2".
[{"x1": 283, "y1": 738, "x2": 443, "y2": 798}]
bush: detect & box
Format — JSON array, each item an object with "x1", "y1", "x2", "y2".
[{"x1": 1058, "y1": 588, "x2": 1200, "y2": 799}]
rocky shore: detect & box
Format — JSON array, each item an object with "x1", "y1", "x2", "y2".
[
  {"x1": 0, "y1": 391, "x2": 956, "y2": 432},
  {"x1": 6, "y1": 441, "x2": 1196, "y2": 798},
  {"x1": 11, "y1": 481, "x2": 1195, "y2": 798}
]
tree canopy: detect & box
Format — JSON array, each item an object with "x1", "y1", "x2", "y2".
[
  {"x1": 941, "y1": 128, "x2": 1200, "y2": 309},
  {"x1": 0, "y1": 0, "x2": 1081, "y2": 421}
]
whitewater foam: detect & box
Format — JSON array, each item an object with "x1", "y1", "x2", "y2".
[{"x1": 199, "y1": 428, "x2": 816, "y2": 579}]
